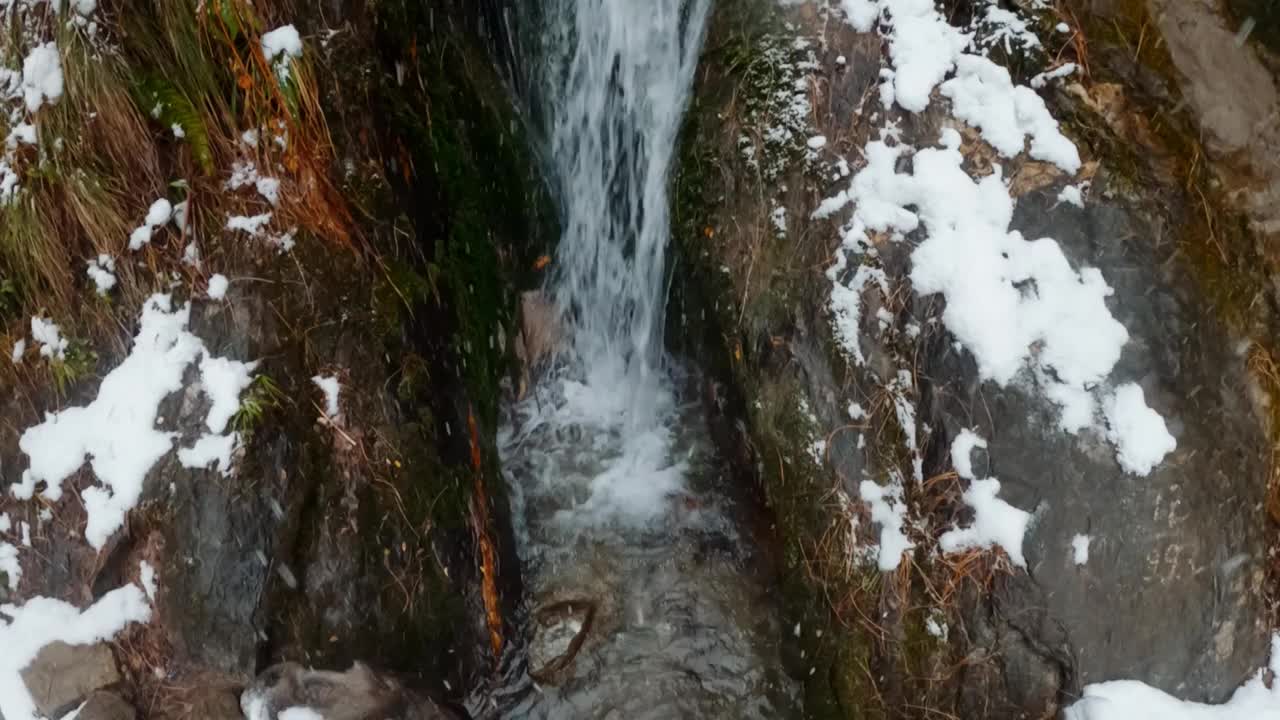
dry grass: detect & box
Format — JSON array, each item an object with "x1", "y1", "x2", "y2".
[{"x1": 0, "y1": 0, "x2": 360, "y2": 401}]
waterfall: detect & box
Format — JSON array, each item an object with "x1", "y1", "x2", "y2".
[
  {"x1": 487, "y1": 4, "x2": 798, "y2": 715},
  {"x1": 537, "y1": 0, "x2": 711, "y2": 421}
]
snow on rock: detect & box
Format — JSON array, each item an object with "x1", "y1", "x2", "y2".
[
  {"x1": 1103, "y1": 383, "x2": 1177, "y2": 475},
  {"x1": 939, "y1": 477, "x2": 1031, "y2": 567},
  {"x1": 1031, "y1": 62, "x2": 1079, "y2": 89},
  {"x1": 312, "y1": 374, "x2": 341, "y2": 419},
  {"x1": 207, "y1": 273, "x2": 229, "y2": 300},
  {"x1": 823, "y1": 0, "x2": 1130, "y2": 460},
  {"x1": 177, "y1": 433, "x2": 238, "y2": 476},
  {"x1": 1072, "y1": 534, "x2": 1091, "y2": 565},
  {"x1": 279, "y1": 708, "x2": 324, "y2": 720},
  {"x1": 198, "y1": 354, "x2": 257, "y2": 434},
  {"x1": 941, "y1": 429, "x2": 1032, "y2": 567},
  {"x1": 1058, "y1": 184, "x2": 1085, "y2": 207},
  {"x1": 908, "y1": 131, "x2": 1124, "y2": 388},
  {"x1": 807, "y1": 135, "x2": 828, "y2": 150},
  {"x1": 86, "y1": 255, "x2": 116, "y2": 295},
  {"x1": 950, "y1": 428, "x2": 987, "y2": 480},
  {"x1": 829, "y1": 264, "x2": 889, "y2": 366},
  {"x1": 885, "y1": 8, "x2": 971, "y2": 113},
  {"x1": 1064, "y1": 634, "x2": 1280, "y2": 719},
  {"x1": 30, "y1": 317, "x2": 67, "y2": 360},
  {"x1": 940, "y1": 55, "x2": 1081, "y2": 172},
  {"x1": 0, "y1": 583, "x2": 151, "y2": 720},
  {"x1": 21, "y1": 43, "x2": 63, "y2": 113},
  {"x1": 14, "y1": 295, "x2": 256, "y2": 549},
  {"x1": 860, "y1": 475, "x2": 913, "y2": 571}
]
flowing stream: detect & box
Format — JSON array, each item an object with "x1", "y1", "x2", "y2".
[{"x1": 483, "y1": 0, "x2": 799, "y2": 717}]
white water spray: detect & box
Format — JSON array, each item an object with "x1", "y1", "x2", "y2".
[{"x1": 541, "y1": 0, "x2": 711, "y2": 420}]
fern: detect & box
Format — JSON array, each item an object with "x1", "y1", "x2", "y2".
[{"x1": 133, "y1": 74, "x2": 215, "y2": 174}]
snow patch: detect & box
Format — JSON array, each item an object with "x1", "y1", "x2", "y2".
[
  {"x1": 1103, "y1": 383, "x2": 1176, "y2": 475},
  {"x1": 1072, "y1": 534, "x2": 1091, "y2": 565},
  {"x1": 262, "y1": 25, "x2": 303, "y2": 81},
  {"x1": 86, "y1": 255, "x2": 116, "y2": 295},
  {"x1": 129, "y1": 199, "x2": 173, "y2": 251},
  {"x1": 941, "y1": 429, "x2": 1032, "y2": 567},
  {"x1": 313, "y1": 374, "x2": 341, "y2": 419},
  {"x1": 0, "y1": 584, "x2": 151, "y2": 720},
  {"x1": 21, "y1": 43, "x2": 63, "y2": 113},
  {"x1": 207, "y1": 273, "x2": 229, "y2": 300},
  {"x1": 15, "y1": 295, "x2": 255, "y2": 548},
  {"x1": 860, "y1": 475, "x2": 913, "y2": 571},
  {"x1": 938, "y1": 477, "x2": 1031, "y2": 567},
  {"x1": 950, "y1": 428, "x2": 987, "y2": 480},
  {"x1": 1064, "y1": 634, "x2": 1280, "y2": 719},
  {"x1": 30, "y1": 317, "x2": 68, "y2": 360},
  {"x1": 226, "y1": 213, "x2": 273, "y2": 237}
]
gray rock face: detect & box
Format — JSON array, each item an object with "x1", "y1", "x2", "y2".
[
  {"x1": 20, "y1": 642, "x2": 120, "y2": 719},
  {"x1": 922, "y1": 193, "x2": 1271, "y2": 703}
]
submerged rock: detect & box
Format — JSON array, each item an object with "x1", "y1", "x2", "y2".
[{"x1": 527, "y1": 599, "x2": 594, "y2": 683}]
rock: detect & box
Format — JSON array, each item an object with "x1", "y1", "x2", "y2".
[
  {"x1": 242, "y1": 662, "x2": 467, "y2": 720},
  {"x1": 20, "y1": 642, "x2": 121, "y2": 719},
  {"x1": 75, "y1": 691, "x2": 136, "y2": 720},
  {"x1": 527, "y1": 598, "x2": 594, "y2": 683},
  {"x1": 939, "y1": 193, "x2": 1272, "y2": 699}
]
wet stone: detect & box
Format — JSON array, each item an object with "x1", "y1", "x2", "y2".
[
  {"x1": 528, "y1": 599, "x2": 595, "y2": 683},
  {"x1": 20, "y1": 642, "x2": 120, "y2": 719}
]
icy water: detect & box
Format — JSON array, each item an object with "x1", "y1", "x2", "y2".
[{"x1": 481, "y1": 0, "x2": 798, "y2": 717}]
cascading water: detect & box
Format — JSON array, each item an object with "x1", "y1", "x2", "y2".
[
  {"x1": 541, "y1": 0, "x2": 706, "y2": 413},
  {"x1": 483, "y1": 0, "x2": 799, "y2": 717}
]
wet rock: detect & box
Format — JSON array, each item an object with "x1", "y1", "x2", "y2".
[
  {"x1": 242, "y1": 662, "x2": 466, "y2": 720},
  {"x1": 20, "y1": 642, "x2": 120, "y2": 719},
  {"x1": 75, "y1": 691, "x2": 137, "y2": 720},
  {"x1": 527, "y1": 598, "x2": 594, "y2": 683}
]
